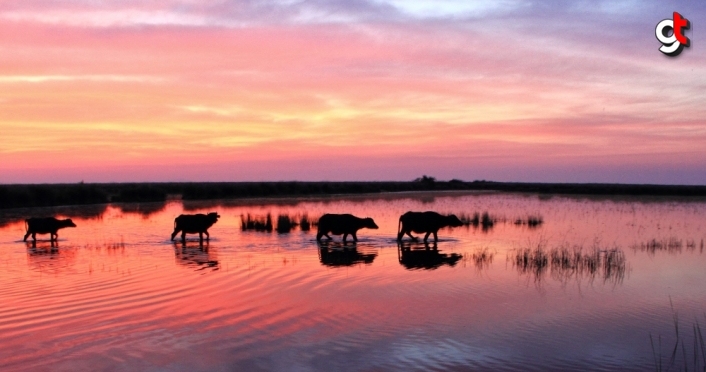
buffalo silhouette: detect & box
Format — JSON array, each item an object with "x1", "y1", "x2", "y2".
[
  {"x1": 171, "y1": 212, "x2": 220, "y2": 243},
  {"x1": 397, "y1": 211, "x2": 463, "y2": 242},
  {"x1": 23, "y1": 217, "x2": 77, "y2": 242},
  {"x1": 316, "y1": 214, "x2": 378, "y2": 242}
]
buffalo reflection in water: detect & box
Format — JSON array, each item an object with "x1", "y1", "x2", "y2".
[
  {"x1": 25, "y1": 241, "x2": 78, "y2": 274},
  {"x1": 173, "y1": 241, "x2": 219, "y2": 272},
  {"x1": 397, "y1": 241, "x2": 462, "y2": 270},
  {"x1": 317, "y1": 241, "x2": 377, "y2": 267}
]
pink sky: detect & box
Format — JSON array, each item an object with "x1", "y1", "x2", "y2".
[{"x1": 1, "y1": 1, "x2": 704, "y2": 184}]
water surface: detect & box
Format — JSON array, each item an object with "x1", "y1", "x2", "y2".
[{"x1": 1, "y1": 191, "x2": 706, "y2": 371}]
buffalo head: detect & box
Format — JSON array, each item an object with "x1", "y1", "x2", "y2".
[
  {"x1": 363, "y1": 217, "x2": 379, "y2": 229},
  {"x1": 446, "y1": 214, "x2": 463, "y2": 228},
  {"x1": 62, "y1": 219, "x2": 77, "y2": 228}
]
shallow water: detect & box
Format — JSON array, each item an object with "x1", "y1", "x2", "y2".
[{"x1": 1, "y1": 191, "x2": 706, "y2": 371}]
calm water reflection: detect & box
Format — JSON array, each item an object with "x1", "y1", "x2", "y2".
[{"x1": 1, "y1": 191, "x2": 706, "y2": 371}]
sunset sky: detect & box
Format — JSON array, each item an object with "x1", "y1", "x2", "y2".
[{"x1": 1, "y1": 0, "x2": 704, "y2": 184}]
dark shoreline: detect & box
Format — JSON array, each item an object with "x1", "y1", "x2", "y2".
[{"x1": 1, "y1": 181, "x2": 706, "y2": 210}]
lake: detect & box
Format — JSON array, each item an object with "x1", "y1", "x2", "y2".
[{"x1": 1, "y1": 191, "x2": 706, "y2": 371}]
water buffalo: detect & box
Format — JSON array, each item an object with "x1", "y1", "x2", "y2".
[
  {"x1": 171, "y1": 212, "x2": 220, "y2": 243},
  {"x1": 397, "y1": 211, "x2": 463, "y2": 242},
  {"x1": 23, "y1": 217, "x2": 77, "y2": 242},
  {"x1": 316, "y1": 214, "x2": 379, "y2": 242}
]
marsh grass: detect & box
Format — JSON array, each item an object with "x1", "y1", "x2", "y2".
[
  {"x1": 457, "y1": 212, "x2": 499, "y2": 232},
  {"x1": 515, "y1": 215, "x2": 544, "y2": 228},
  {"x1": 633, "y1": 238, "x2": 701, "y2": 255},
  {"x1": 461, "y1": 247, "x2": 495, "y2": 271},
  {"x1": 458, "y1": 212, "x2": 544, "y2": 232},
  {"x1": 241, "y1": 214, "x2": 273, "y2": 232},
  {"x1": 510, "y1": 240, "x2": 626, "y2": 285},
  {"x1": 241, "y1": 213, "x2": 319, "y2": 233},
  {"x1": 276, "y1": 215, "x2": 296, "y2": 233},
  {"x1": 651, "y1": 299, "x2": 706, "y2": 372}
]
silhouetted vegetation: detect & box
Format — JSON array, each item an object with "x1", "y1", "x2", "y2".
[
  {"x1": 461, "y1": 247, "x2": 495, "y2": 271},
  {"x1": 241, "y1": 213, "x2": 319, "y2": 233},
  {"x1": 241, "y1": 214, "x2": 273, "y2": 232},
  {"x1": 510, "y1": 242, "x2": 626, "y2": 285},
  {"x1": 2, "y1": 180, "x2": 706, "y2": 210},
  {"x1": 632, "y1": 238, "x2": 702, "y2": 255},
  {"x1": 515, "y1": 215, "x2": 544, "y2": 228},
  {"x1": 276, "y1": 214, "x2": 296, "y2": 233},
  {"x1": 414, "y1": 175, "x2": 437, "y2": 190},
  {"x1": 650, "y1": 300, "x2": 706, "y2": 372},
  {"x1": 300, "y1": 214, "x2": 312, "y2": 231}
]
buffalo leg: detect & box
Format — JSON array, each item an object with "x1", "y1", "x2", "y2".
[
  {"x1": 433, "y1": 231, "x2": 439, "y2": 243},
  {"x1": 352, "y1": 232, "x2": 358, "y2": 242},
  {"x1": 32, "y1": 232, "x2": 37, "y2": 242},
  {"x1": 199, "y1": 232, "x2": 204, "y2": 244},
  {"x1": 23, "y1": 231, "x2": 31, "y2": 242},
  {"x1": 181, "y1": 231, "x2": 187, "y2": 243},
  {"x1": 397, "y1": 231, "x2": 404, "y2": 241},
  {"x1": 204, "y1": 231, "x2": 210, "y2": 242},
  {"x1": 316, "y1": 231, "x2": 332, "y2": 242},
  {"x1": 406, "y1": 231, "x2": 417, "y2": 240},
  {"x1": 423, "y1": 232, "x2": 431, "y2": 242},
  {"x1": 53, "y1": 232, "x2": 58, "y2": 241},
  {"x1": 171, "y1": 228, "x2": 181, "y2": 241},
  {"x1": 342, "y1": 233, "x2": 349, "y2": 242}
]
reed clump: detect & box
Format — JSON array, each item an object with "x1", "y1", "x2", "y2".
[
  {"x1": 650, "y1": 300, "x2": 706, "y2": 372},
  {"x1": 514, "y1": 215, "x2": 544, "y2": 228},
  {"x1": 241, "y1": 214, "x2": 273, "y2": 232},
  {"x1": 470, "y1": 247, "x2": 495, "y2": 270},
  {"x1": 510, "y1": 242, "x2": 626, "y2": 284},
  {"x1": 276, "y1": 215, "x2": 296, "y2": 233},
  {"x1": 457, "y1": 211, "x2": 499, "y2": 232},
  {"x1": 632, "y1": 237, "x2": 699, "y2": 255},
  {"x1": 241, "y1": 213, "x2": 319, "y2": 233}
]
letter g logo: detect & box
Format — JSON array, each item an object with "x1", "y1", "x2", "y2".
[{"x1": 656, "y1": 12, "x2": 691, "y2": 56}]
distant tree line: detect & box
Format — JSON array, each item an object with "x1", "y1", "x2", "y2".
[{"x1": 1, "y1": 179, "x2": 705, "y2": 209}]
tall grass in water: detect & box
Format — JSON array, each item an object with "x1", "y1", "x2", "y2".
[
  {"x1": 514, "y1": 215, "x2": 544, "y2": 228},
  {"x1": 457, "y1": 211, "x2": 500, "y2": 232},
  {"x1": 241, "y1": 214, "x2": 273, "y2": 232},
  {"x1": 650, "y1": 299, "x2": 706, "y2": 372},
  {"x1": 457, "y1": 212, "x2": 544, "y2": 232},
  {"x1": 241, "y1": 213, "x2": 319, "y2": 233},
  {"x1": 276, "y1": 215, "x2": 296, "y2": 233},
  {"x1": 633, "y1": 238, "x2": 700, "y2": 255},
  {"x1": 461, "y1": 247, "x2": 495, "y2": 271},
  {"x1": 510, "y1": 240, "x2": 626, "y2": 285}
]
